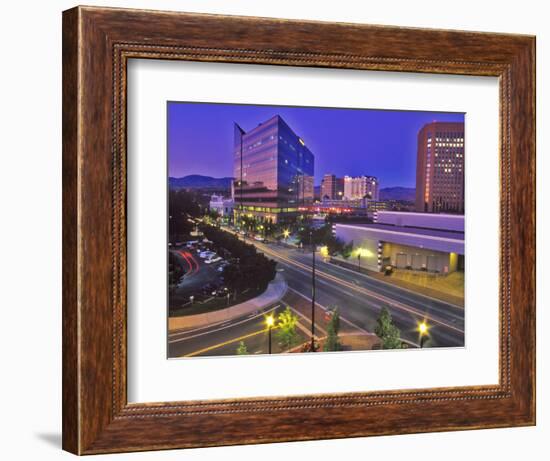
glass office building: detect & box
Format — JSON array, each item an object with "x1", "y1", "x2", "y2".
[{"x1": 233, "y1": 115, "x2": 314, "y2": 223}]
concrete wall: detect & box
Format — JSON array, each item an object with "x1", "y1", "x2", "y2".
[
  {"x1": 334, "y1": 228, "x2": 380, "y2": 271},
  {"x1": 382, "y1": 242, "x2": 456, "y2": 273}
]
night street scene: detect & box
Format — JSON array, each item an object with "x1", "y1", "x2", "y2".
[{"x1": 167, "y1": 102, "x2": 465, "y2": 358}]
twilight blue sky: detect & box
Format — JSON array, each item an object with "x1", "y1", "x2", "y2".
[{"x1": 168, "y1": 102, "x2": 464, "y2": 189}]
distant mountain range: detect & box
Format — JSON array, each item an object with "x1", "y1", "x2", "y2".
[
  {"x1": 169, "y1": 175, "x2": 233, "y2": 190},
  {"x1": 379, "y1": 187, "x2": 416, "y2": 202},
  {"x1": 169, "y1": 176, "x2": 415, "y2": 202}
]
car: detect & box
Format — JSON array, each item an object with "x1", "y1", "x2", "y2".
[
  {"x1": 254, "y1": 235, "x2": 265, "y2": 242},
  {"x1": 205, "y1": 256, "x2": 222, "y2": 264},
  {"x1": 199, "y1": 250, "x2": 216, "y2": 259}
]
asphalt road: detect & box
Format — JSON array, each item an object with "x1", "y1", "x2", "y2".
[
  {"x1": 255, "y1": 241, "x2": 464, "y2": 348},
  {"x1": 168, "y1": 237, "x2": 465, "y2": 358},
  {"x1": 168, "y1": 304, "x2": 310, "y2": 357}
]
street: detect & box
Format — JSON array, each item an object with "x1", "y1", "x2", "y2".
[{"x1": 168, "y1": 236, "x2": 464, "y2": 358}]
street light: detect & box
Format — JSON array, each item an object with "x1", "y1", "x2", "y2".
[
  {"x1": 265, "y1": 314, "x2": 275, "y2": 354},
  {"x1": 418, "y1": 320, "x2": 429, "y2": 348},
  {"x1": 310, "y1": 230, "x2": 316, "y2": 352},
  {"x1": 283, "y1": 229, "x2": 290, "y2": 240},
  {"x1": 320, "y1": 245, "x2": 329, "y2": 259},
  {"x1": 355, "y1": 247, "x2": 372, "y2": 273}
]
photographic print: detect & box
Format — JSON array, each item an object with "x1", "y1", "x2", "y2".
[{"x1": 167, "y1": 102, "x2": 465, "y2": 358}]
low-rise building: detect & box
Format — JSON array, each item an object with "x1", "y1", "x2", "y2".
[
  {"x1": 334, "y1": 211, "x2": 464, "y2": 273},
  {"x1": 209, "y1": 194, "x2": 234, "y2": 217}
]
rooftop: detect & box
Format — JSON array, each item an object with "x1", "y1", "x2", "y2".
[{"x1": 336, "y1": 222, "x2": 464, "y2": 242}]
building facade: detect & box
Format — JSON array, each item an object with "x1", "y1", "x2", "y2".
[
  {"x1": 334, "y1": 211, "x2": 464, "y2": 273},
  {"x1": 415, "y1": 121, "x2": 465, "y2": 213},
  {"x1": 233, "y1": 115, "x2": 314, "y2": 223},
  {"x1": 320, "y1": 174, "x2": 344, "y2": 201},
  {"x1": 209, "y1": 194, "x2": 234, "y2": 218},
  {"x1": 343, "y1": 175, "x2": 380, "y2": 201}
]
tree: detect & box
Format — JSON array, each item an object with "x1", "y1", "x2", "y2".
[
  {"x1": 374, "y1": 307, "x2": 402, "y2": 349},
  {"x1": 168, "y1": 189, "x2": 202, "y2": 240},
  {"x1": 168, "y1": 251, "x2": 185, "y2": 287},
  {"x1": 323, "y1": 308, "x2": 342, "y2": 352},
  {"x1": 341, "y1": 241, "x2": 354, "y2": 259},
  {"x1": 199, "y1": 224, "x2": 277, "y2": 298},
  {"x1": 296, "y1": 224, "x2": 345, "y2": 256},
  {"x1": 326, "y1": 236, "x2": 345, "y2": 256},
  {"x1": 236, "y1": 341, "x2": 248, "y2": 355},
  {"x1": 208, "y1": 209, "x2": 221, "y2": 224},
  {"x1": 275, "y1": 307, "x2": 300, "y2": 351}
]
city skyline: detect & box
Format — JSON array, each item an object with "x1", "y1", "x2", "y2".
[
  {"x1": 168, "y1": 102, "x2": 464, "y2": 188},
  {"x1": 167, "y1": 102, "x2": 466, "y2": 358}
]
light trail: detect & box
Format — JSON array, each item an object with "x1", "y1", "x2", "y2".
[{"x1": 255, "y1": 242, "x2": 464, "y2": 335}]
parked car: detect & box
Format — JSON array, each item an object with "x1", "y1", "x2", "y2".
[
  {"x1": 216, "y1": 262, "x2": 229, "y2": 272},
  {"x1": 205, "y1": 256, "x2": 222, "y2": 264}
]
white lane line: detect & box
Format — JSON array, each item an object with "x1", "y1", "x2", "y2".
[
  {"x1": 317, "y1": 258, "x2": 463, "y2": 311},
  {"x1": 286, "y1": 287, "x2": 373, "y2": 336},
  {"x1": 261, "y1": 244, "x2": 463, "y2": 334},
  {"x1": 168, "y1": 305, "x2": 281, "y2": 344},
  {"x1": 280, "y1": 299, "x2": 327, "y2": 337},
  {"x1": 169, "y1": 305, "x2": 279, "y2": 338}
]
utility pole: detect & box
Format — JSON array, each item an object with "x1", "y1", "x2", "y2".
[
  {"x1": 310, "y1": 229, "x2": 316, "y2": 352},
  {"x1": 240, "y1": 129, "x2": 244, "y2": 241},
  {"x1": 235, "y1": 123, "x2": 246, "y2": 242}
]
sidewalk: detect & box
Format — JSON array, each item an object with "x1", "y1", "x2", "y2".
[
  {"x1": 168, "y1": 273, "x2": 288, "y2": 331},
  {"x1": 286, "y1": 332, "x2": 379, "y2": 353}
]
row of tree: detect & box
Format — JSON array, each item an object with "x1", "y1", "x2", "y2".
[
  {"x1": 168, "y1": 251, "x2": 185, "y2": 287},
  {"x1": 296, "y1": 224, "x2": 354, "y2": 258},
  {"x1": 200, "y1": 224, "x2": 277, "y2": 297},
  {"x1": 168, "y1": 189, "x2": 202, "y2": 240},
  {"x1": 236, "y1": 306, "x2": 403, "y2": 355}
]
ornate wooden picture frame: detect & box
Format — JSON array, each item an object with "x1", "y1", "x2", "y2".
[{"x1": 62, "y1": 6, "x2": 535, "y2": 455}]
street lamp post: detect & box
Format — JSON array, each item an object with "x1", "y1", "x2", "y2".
[
  {"x1": 283, "y1": 229, "x2": 290, "y2": 243},
  {"x1": 310, "y1": 230, "x2": 316, "y2": 352},
  {"x1": 418, "y1": 321, "x2": 429, "y2": 348},
  {"x1": 357, "y1": 253, "x2": 361, "y2": 272},
  {"x1": 265, "y1": 314, "x2": 275, "y2": 354}
]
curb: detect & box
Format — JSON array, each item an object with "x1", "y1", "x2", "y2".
[{"x1": 169, "y1": 273, "x2": 288, "y2": 331}]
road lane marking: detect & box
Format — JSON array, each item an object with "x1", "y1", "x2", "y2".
[
  {"x1": 280, "y1": 299, "x2": 327, "y2": 337},
  {"x1": 182, "y1": 327, "x2": 278, "y2": 357},
  {"x1": 315, "y1": 257, "x2": 464, "y2": 311},
  {"x1": 257, "y1": 243, "x2": 464, "y2": 334},
  {"x1": 169, "y1": 305, "x2": 280, "y2": 337},
  {"x1": 168, "y1": 305, "x2": 281, "y2": 343},
  {"x1": 286, "y1": 287, "x2": 373, "y2": 336}
]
